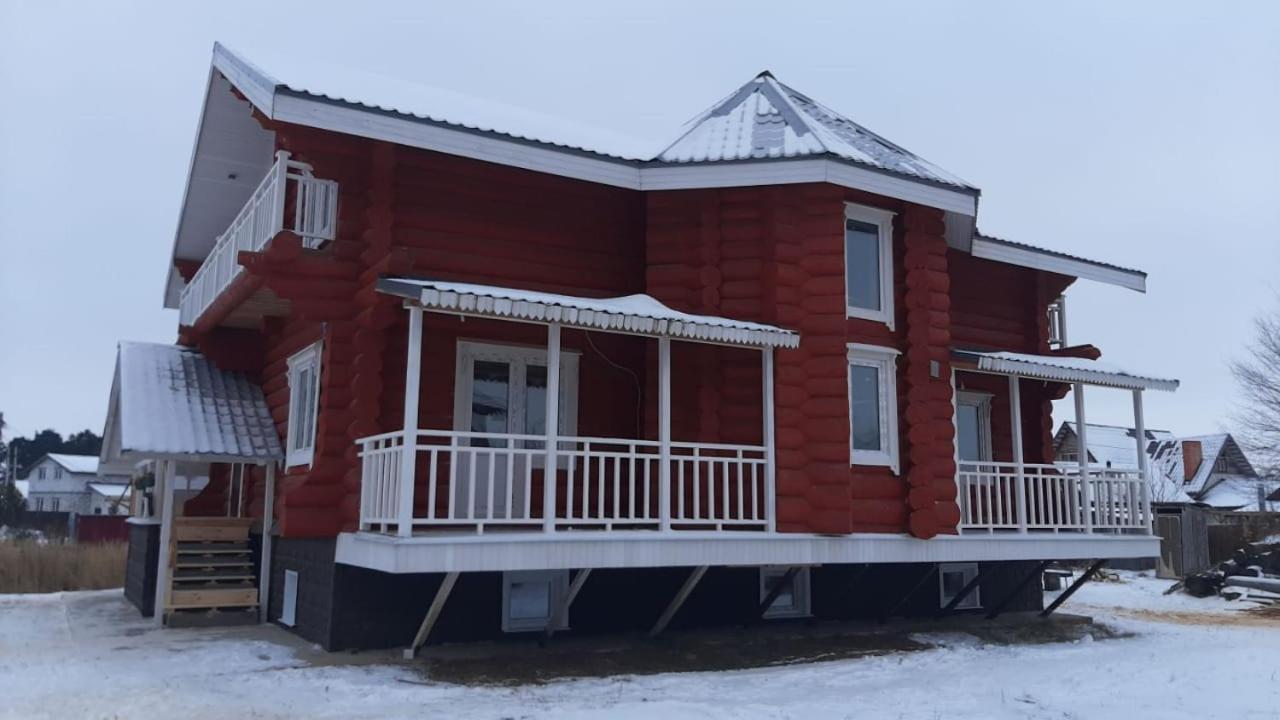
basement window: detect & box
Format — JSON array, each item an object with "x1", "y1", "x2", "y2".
[
  {"x1": 939, "y1": 563, "x2": 981, "y2": 610},
  {"x1": 760, "y1": 566, "x2": 811, "y2": 619},
  {"x1": 844, "y1": 202, "x2": 896, "y2": 329},
  {"x1": 286, "y1": 342, "x2": 323, "y2": 468},
  {"x1": 847, "y1": 343, "x2": 901, "y2": 473},
  {"x1": 501, "y1": 570, "x2": 569, "y2": 632}
]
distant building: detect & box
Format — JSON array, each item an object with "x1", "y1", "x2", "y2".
[
  {"x1": 1053, "y1": 423, "x2": 1279, "y2": 511},
  {"x1": 21, "y1": 454, "x2": 130, "y2": 515}
]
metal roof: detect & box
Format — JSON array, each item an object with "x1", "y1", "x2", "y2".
[
  {"x1": 44, "y1": 454, "x2": 100, "y2": 475},
  {"x1": 656, "y1": 72, "x2": 975, "y2": 190},
  {"x1": 378, "y1": 277, "x2": 800, "y2": 349},
  {"x1": 100, "y1": 342, "x2": 283, "y2": 464},
  {"x1": 955, "y1": 350, "x2": 1180, "y2": 392}
]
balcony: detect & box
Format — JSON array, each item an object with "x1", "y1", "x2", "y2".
[
  {"x1": 358, "y1": 429, "x2": 770, "y2": 534},
  {"x1": 178, "y1": 151, "x2": 338, "y2": 327}
]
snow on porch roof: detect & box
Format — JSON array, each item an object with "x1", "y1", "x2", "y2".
[
  {"x1": 377, "y1": 278, "x2": 800, "y2": 349},
  {"x1": 954, "y1": 351, "x2": 1180, "y2": 392},
  {"x1": 100, "y1": 342, "x2": 284, "y2": 464}
]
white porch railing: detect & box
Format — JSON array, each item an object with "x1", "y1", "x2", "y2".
[
  {"x1": 357, "y1": 429, "x2": 770, "y2": 534},
  {"x1": 178, "y1": 151, "x2": 339, "y2": 326},
  {"x1": 957, "y1": 461, "x2": 1150, "y2": 533}
]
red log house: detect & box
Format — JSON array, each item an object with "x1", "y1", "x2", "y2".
[{"x1": 102, "y1": 43, "x2": 1179, "y2": 650}]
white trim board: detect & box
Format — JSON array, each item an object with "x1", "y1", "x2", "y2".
[
  {"x1": 971, "y1": 236, "x2": 1147, "y2": 293},
  {"x1": 335, "y1": 530, "x2": 1160, "y2": 574}
]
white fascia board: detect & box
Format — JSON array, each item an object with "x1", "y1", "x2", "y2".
[
  {"x1": 971, "y1": 236, "x2": 1147, "y2": 293},
  {"x1": 210, "y1": 43, "x2": 277, "y2": 117},
  {"x1": 272, "y1": 93, "x2": 643, "y2": 190},
  {"x1": 335, "y1": 530, "x2": 1160, "y2": 574}
]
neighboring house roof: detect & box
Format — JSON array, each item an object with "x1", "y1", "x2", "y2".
[
  {"x1": 657, "y1": 71, "x2": 973, "y2": 190},
  {"x1": 1055, "y1": 422, "x2": 1176, "y2": 469},
  {"x1": 1197, "y1": 476, "x2": 1280, "y2": 512},
  {"x1": 1147, "y1": 433, "x2": 1265, "y2": 507},
  {"x1": 100, "y1": 342, "x2": 284, "y2": 464},
  {"x1": 88, "y1": 482, "x2": 129, "y2": 497},
  {"x1": 12, "y1": 481, "x2": 28, "y2": 499},
  {"x1": 378, "y1": 277, "x2": 800, "y2": 349},
  {"x1": 46, "y1": 453, "x2": 99, "y2": 474}
]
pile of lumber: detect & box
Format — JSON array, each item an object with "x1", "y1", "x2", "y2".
[{"x1": 1177, "y1": 541, "x2": 1280, "y2": 607}]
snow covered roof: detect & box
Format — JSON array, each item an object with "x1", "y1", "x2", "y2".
[
  {"x1": 88, "y1": 483, "x2": 129, "y2": 498},
  {"x1": 657, "y1": 72, "x2": 973, "y2": 190},
  {"x1": 100, "y1": 342, "x2": 283, "y2": 464},
  {"x1": 957, "y1": 351, "x2": 1180, "y2": 392},
  {"x1": 12, "y1": 481, "x2": 28, "y2": 499},
  {"x1": 44, "y1": 454, "x2": 99, "y2": 475},
  {"x1": 1056, "y1": 422, "x2": 1175, "y2": 469},
  {"x1": 378, "y1": 278, "x2": 800, "y2": 349},
  {"x1": 1197, "y1": 476, "x2": 1280, "y2": 512}
]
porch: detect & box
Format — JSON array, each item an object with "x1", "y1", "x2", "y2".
[
  {"x1": 357, "y1": 278, "x2": 797, "y2": 538},
  {"x1": 951, "y1": 351, "x2": 1179, "y2": 536}
]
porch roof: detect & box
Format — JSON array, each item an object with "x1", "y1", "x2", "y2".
[
  {"x1": 377, "y1": 277, "x2": 800, "y2": 349},
  {"x1": 99, "y1": 342, "x2": 284, "y2": 466},
  {"x1": 954, "y1": 350, "x2": 1180, "y2": 392}
]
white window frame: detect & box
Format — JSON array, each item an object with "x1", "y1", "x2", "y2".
[
  {"x1": 847, "y1": 343, "x2": 901, "y2": 473},
  {"x1": 53, "y1": 466, "x2": 63, "y2": 480},
  {"x1": 285, "y1": 341, "x2": 323, "y2": 468},
  {"x1": 501, "y1": 570, "x2": 569, "y2": 632},
  {"x1": 955, "y1": 391, "x2": 994, "y2": 464},
  {"x1": 38, "y1": 467, "x2": 46, "y2": 480},
  {"x1": 843, "y1": 202, "x2": 896, "y2": 329},
  {"x1": 939, "y1": 562, "x2": 981, "y2": 610},
  {"x1": 760, "y1": 566, "x2": 812, "y2": 619},
  {"x1": 453, "y1": 340, "x2": 581, "y2": 456}
]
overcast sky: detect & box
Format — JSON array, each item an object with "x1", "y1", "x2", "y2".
[{"x1": 1, "y1": 1, "x2": 1277, "y2": 442}]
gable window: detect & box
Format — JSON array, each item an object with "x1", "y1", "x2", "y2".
[
  {"x1": 760, "y1": 567, "x2": 811, "y2": 619},
  {"x1": 286, "y1": 342, "x2": 323, "y2": 468},
  {"x1": 501, "y1": 570, "x2": 569, "y2": 632},
  {"x1": 939, "y1": 562, "x2": 981, "y2": 610},
  {"x1": 844, "y1": 203, "x2": 896, "y2": 328},
  {"x1": 54, "y1": 466, "x2": 63, "y2": 479},
  {"x1": 38, "y1": 467, "x2": 46, "y2": 480},
  {"x1": 848, "y1": 343, "x2": 901, "y2": 472}
]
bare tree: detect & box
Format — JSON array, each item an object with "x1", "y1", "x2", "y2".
[{"x1": 1231, "y1": 309, "x2": 1280, "y2": 475}]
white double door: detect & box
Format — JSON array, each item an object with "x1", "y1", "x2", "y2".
[{"x1": 451, "y1": 341, "x2": 578, "y2": 519}]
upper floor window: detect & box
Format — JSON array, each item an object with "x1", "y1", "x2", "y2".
[
  {"x1": 286, "y1": 342, "x2": 323, "y2": 468},
  {"x1": 54, "y1": 466, "x2": 63, "y2": 479},
  {"x1": 38, "y1": 467, "x2": 46, "y2": 480},
  {"x1": 844, "y1": 203, "x2": 896, "y2": 329},
  {"x1": 848, "y1": 343, "x2": 901, "y2": 473}
]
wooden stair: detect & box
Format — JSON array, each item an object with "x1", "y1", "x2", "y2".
[{"x1": 165, "y1": 518, "x2": 260, "y2": 627}]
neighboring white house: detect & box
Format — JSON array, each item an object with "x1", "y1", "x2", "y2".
[
  {"x1": 22, "y1": 453, "x2": 130, "y2": 515},
  {"x1": 1053, "y1": 423, "x2": 1279, "y2": 511}
]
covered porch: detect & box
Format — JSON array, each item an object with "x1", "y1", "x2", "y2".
[
  {"x1": 951, "y1": 351, "x2": 1179, "y2": 535},
  {"x1": 358, "y1": 278, "x2": 799, "y2": 538}
]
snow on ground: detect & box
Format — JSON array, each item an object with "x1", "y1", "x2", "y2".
[{"x1": 1, "y1": 576, "x2": 1278, "y2": 720}]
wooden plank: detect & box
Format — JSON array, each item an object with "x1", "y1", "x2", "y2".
[
  {"x1": 169, "y1": 587, "x2": 259, "y2": 609},
  {"x1": 176, "y1": 543, "x2": 251, "y2": 554},
  {"x1": 174, "y1": 524, "x2": 250, "y2": 543},
  {"x1": 404, "y1": 572, "x2": 459, "y2": 659},
  {"x1": 650, "y1": 565, "x2": 708, "y2": 637},
  {"x1": 175, "y1": 558, "x2": 255, "y2": 569}
]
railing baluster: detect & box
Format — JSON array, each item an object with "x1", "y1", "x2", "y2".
[{"x1": 427, "y1": 447, "x2": 438, "y2": 521}]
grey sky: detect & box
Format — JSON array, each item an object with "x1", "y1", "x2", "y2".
[{"x1": 1, "y1": 0, "x2": 1277, "y2": 441}]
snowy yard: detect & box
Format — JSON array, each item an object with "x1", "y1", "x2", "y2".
[{"x1": 1, "y1": 572, "x2": 1277, "y2": 720}]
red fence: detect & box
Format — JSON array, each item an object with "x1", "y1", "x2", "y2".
[{"x1": 76, "y1": 515, "x2": 129, "y2": 543}]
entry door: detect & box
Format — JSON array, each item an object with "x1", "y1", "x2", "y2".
[
  {"x1": 955, "y1": 391, "x2": 993, "y2": 464},
  {"x1": 452, "y1": 342, "x2": 579, "y2": 520}
]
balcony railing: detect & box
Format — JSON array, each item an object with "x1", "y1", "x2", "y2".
[
  {"x1": 357, "y1": 429, "x2": 770, "y2": 535},
  {"x1": 178, "y1": 151, "x2": 339, "y2": 326},
  {"x1": 957, "y1": 461, "x2": 1150, "y2": 533}
]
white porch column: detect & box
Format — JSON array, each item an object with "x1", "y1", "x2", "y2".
[
  {"x1": 762, "y1": 347, "x2": 777, "y2": 532},
  {"x1": 658, "y1": 336, "x2": 672, "y2": 532},
  {"x1": 397, "y1": 305, "x2": 423, "y2": 538},
  {"x1": 153, "y1": 460, "x2": 177, "y2": 626},
  {"x1": 1132, "y1": 389, "x2": 1152, "y2": 533},
  {"x1": 1008, "y1": 375, "x2": 1027, "y2": 533},
  {"x1": 258, "y1": 461, "x2": 276, "y2": 623},
  {"x1": 1073, "y1": 383, "x2": 1093, "y2": 532},
  {"x1": 543, "y1": 323, "x2": 562, "y2": 533}
]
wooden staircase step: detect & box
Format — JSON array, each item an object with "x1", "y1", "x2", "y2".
[
  {"x1": 169, "y1": 586, "x2": 259, "y2": 609},
  {"x1": 173, "y1": 569, "x2": 256, "y2": 581},
  {"x1": 176, "y1": 542, "x2": 251, "y2": 554},
  {"x1": 175, "y1": 558, "x2": 255, "y2": 569}
]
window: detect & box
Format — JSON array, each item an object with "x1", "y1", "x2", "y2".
[
  {"x1": 939, "y1": 563, "x2": 981, "y2": 610},
  {"x1": 501, "y1": 570, "x2": 569, "y2": 632},
  {"x1": 94, "y1": 508, "x2": 102, "y2": 515},
  {"x1": 1213, "y1": 456, "x2": 1229, "y2": 473},
  {"x1": 847, "y1": 343, "x2": 901, "y2": 472},
  {"x1": 286, "y1": 342, "x2": 323, "y2": 468},
  {"x1": 35, "y1": 498, "x2": 44, "y2": 511},
  {"x1": 844, "y1": 203, "x2": 896, "y2": 328},
  {"x1": 955, "y1": 392, "x2": 993, "y2": 463},
  {"x1": 760, "y1": 567, "x2": 811, "y2": 619},
  {"x1": 51, "y1": 497, "x2": 60, "y2": 512},
  {"x1": 54, "y1": 466, "x2": 63, "y2": 479},
  {"x1": 454, "y1": 341, "x2": 580, "y2": 447},
  {"x1": 38, "y1": 467, "x2": 46, "y2": 480}
]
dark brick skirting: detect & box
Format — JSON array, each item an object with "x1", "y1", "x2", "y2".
[
  {"x1": 124, "y1": 522, "x2": 159, "y2": 617},
  {"x1": 268, "y1": 537, "x2": 338, "y2": 647}
]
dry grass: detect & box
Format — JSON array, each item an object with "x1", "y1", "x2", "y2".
[{"x1": 0, "y1": 541, "x2": 127, "y2": 594}]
